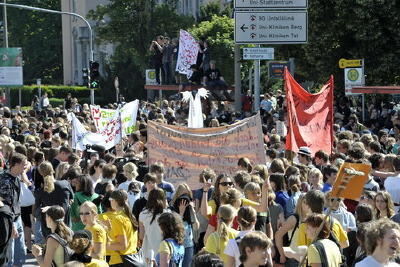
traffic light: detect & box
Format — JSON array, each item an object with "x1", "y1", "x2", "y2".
[
  {"x1": 89, "y1": 61, "x2": 100, "y2": 88},
  {"x1": 82, "y1": 68, "x2": 88, "y2": 87}
]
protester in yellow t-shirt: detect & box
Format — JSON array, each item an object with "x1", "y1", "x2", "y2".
[
  {"x1": 305, "y1": 214, "x2": 342, "y2": 266},
  {"x1": 297, "y1": 190, "x2": 349, "y2": 249},
  {"x1": 79, "y1": 201, "x2": 107, "y2": 260},
  {"x1": 106, "y1": 190, "x2": 139, "y2": 266},
  {"x1": 205, "y1": 205, "x2": 239, "y2": 264},
  {"x1": 69, "y1": 230, "x2": 109, "y2": 267},
  {"x1": 201, "y1": 174, "x2": 267, "y2": 219},
  {"x1": 97, "y1": 192, "x2": 118, "y2": 263}
]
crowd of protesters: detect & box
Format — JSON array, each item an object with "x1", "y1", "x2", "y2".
[{"x1": 0, "y1": 91, "x2": 400, "y2": 267}]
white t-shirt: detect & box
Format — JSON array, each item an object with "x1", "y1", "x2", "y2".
[
  {"x1": 139, "y1": 208, "x2": 170, "y2": 260},
  {"x1": 384, "y1": 175, "x2": 400, "y2": 213},
  {"x1": 355, "y1": 255, "x2": 400, "y2": 267},
  {"x1": 224, "y1": 230, "x2": 252, "y2": 267},
  {"x1": 329, "y1": 206, "x2": 357, "y2": 232}
]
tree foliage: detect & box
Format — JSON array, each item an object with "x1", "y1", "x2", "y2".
[
  {"x1": 190, "y1": 15, "x2": 235, "y2": 84},
  {"x1": 3, "y1": 0, "x2": 62, "y2": 84},
  {"x1": 88, "y1": 0, "x2": 194, "y2": 100}
]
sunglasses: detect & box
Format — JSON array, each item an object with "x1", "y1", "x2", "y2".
[
  {"x1": 220, "y1": 182, "x2": 234, "y2": 186},
  {"x1": 330, "y1": 198, "x2": 341, "y2": 202},
  {"x1": 79, "y1": 212, "x2": 91, "y2": 216}
]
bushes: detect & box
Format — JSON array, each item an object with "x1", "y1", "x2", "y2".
[{"x1": 8, "y1": 85, "x2": 98, "y2": 107}]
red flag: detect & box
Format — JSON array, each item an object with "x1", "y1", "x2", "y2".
[{"x1": 285, "y1": 68, "x2": 334, "y2": 156}]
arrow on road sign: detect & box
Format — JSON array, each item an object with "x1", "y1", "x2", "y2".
[{"x1": 240, "y1": 24, "x2": 248, "y2": 32}]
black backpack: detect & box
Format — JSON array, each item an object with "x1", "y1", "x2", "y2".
[
  {"x1": 47, "y1": 233, "x2": 74, "y2": 266},
  {"x1": 326, "y1": 216, "x2": 347, "y2": 267}
]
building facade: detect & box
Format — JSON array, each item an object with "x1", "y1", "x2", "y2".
[{"x1": 61, "y1": 0, "x2": 113, "y2": 86}]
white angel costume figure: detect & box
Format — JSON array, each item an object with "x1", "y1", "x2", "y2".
[{"x1": 181, "y1": 88, "x2": 209, "y2": 128}]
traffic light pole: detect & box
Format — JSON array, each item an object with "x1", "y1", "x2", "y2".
[{"x1": 0, "y1": 2, "x2": 95, "y2": 104}]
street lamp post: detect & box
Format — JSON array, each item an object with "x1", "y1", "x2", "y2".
[
  {"x1": 0, "y1": 2, "x2": 95, "y2": 104},
  {"x1": 114, "y1": 76, "x2": 119, "y2": 104}
]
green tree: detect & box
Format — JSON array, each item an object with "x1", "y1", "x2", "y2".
[
  {"x1": 198, "y1": 1, "x2": 232, "y2": 22},
  {"x1": 89, "y1": 0, "x2": 194, "y2": 101},
  {"x1": 2, "y1": 0, "x2": 63, "y2": 84},
  {"x1": 190, "y1": 15, "x2": 235, "y2": 84}
]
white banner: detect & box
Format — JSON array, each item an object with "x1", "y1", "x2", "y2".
[
  {"x1": 71, "y1": 109, "x2": 122, "y2": 151},
  {"x1": 176, "y1": 30, "x2": 199, "y2": 75},
  {"x1": 71, "y1": 114, "x2": 107, "y2": 151},
  {"x1": 90, "y1": 100, "x2": 139, "y2": 136}
]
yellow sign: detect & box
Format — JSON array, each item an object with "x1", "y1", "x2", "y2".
[{"x1": 339, "y1": 58, "x2": 362, "y2": 69}]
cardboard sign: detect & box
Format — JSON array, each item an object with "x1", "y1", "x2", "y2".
[
  {"x1": 331, "y1": 163, "x2": 371, "y2": 201},
  {"x1": 147, "y1": 114, "x2": 266, "y2": 189}
]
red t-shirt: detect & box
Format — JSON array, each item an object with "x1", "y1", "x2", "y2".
[{"x1": 208, "y1": 214, "x2": 239, "y2": 230}]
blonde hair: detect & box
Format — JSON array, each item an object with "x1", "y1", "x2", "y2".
[
  {"x1": 55, "y1": 162, "x2": 70, "y2": 180},
  {"x1": 308, "y1": 168, "x2": 323, "y2": 186},
  {"x1": 171, "y1": 183, "x2": 193, "y2": 206},
  {"x1": 80, "y1": 201, "x2": 98, "y2": 216},
  {"x1": 244, "y1": 182, "x2": 261, "y2": 199},
  {"x1": 217, "y1": 205, "x2": 236, "y2": 241},
  {"x1": 295, "y1": 193, "x2": 307, "y2": 221},
  {"x1": 123, "y1": 162, "x2": 138, "y2": 180},
  {"x1": 39, "y1": 161, "x2": 55, "y2": 193}
]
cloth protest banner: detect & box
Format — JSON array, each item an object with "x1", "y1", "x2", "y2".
[
  {"x1": 176, "y1": 29, "x2": 199, "y2": 75},
  {"x1": 181, "y1": 88, "x2": 209, "y2": 128},
  {"x1": 285, "y1": 68, "x2": 334, "y2": 156},
  {"x1": 90, "y1": 100, "x2": 139, "y2": 136},
  {"x1": 71, "y1": 114, "x2": 107, "y2": 151},
  {"x1": 147, "y1": 113, "x2": 265, "y2": 189},
  {"x1": 331, "y1": 163, "x2": 371, "y2": 201},
  {"x1": 71, "y1": 109, "x2": 122, "y2": 151}
]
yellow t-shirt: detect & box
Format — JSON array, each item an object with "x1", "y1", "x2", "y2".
[
  {"x1": 308, "y1": 239, "x2": 342, "y2": 266},
  {"x1": 297, "y1": 216, "x2": 348, "y2": 247},
  {"x1": 98, "y1": 211, "x2": 118, "y2": 259},
  {"x1": 205, "y1": 228, "x2": 239, "y2": 264},
  {"x1": 85, "y1": 258, "x2": 109, "y2": 267},
  {"x1": 158, "y1": 240, "x2": 171, "y2": 254},
  {"x1": 108, "y1": 210, "x2": 138, "y2": 265},
  {"x1": 85, "y1": 223, "x2": 107, "y2": 260},
  {"x1": 208, "y1": 198, "x2": 259, "y2": 216}
]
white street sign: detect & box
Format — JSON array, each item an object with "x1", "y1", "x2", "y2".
[
  {"x1": 243, "y1": 47, "x2": 274, "y2": 60},
  {"x1": 344, "y1": 67, "x2": 364, "y2": 95},
  {"x1": 235, "y1": 11, "x2": 308, "y2": 44},
  {"x1": 235, "y1": 0, "x2": 308, "y2": 9}
]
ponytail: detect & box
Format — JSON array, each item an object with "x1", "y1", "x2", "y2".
[
  {"x1": 55, "y1": 220, "x2": 72, "y2": 242},
  {"x1": 216, "y1": 205, "x2": 236, "y2": 241},
  {"x1": 218, "y1": 221, "x2": 229, "y2": 241},
  {"x1": 123, "y1": 201, "x2": 138, "y2": 230},
  {"x1": 43, "y1": 175, "x2": 55, "y2": 193}
]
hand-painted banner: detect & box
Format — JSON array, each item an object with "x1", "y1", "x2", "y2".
[
  {"x1": 147, "y1": 114, "x2": 266, "y2": 189},
  {"x1": 285, "y1": 68, "x2": 334, "y2": 156},
  {"x1": 71, "y1": 109, "x2": 122, "y2": 151},
  {"x1": 90, "y1": 100, "x2": 139, "y2": 136},
  {"x1": 71, "y1": 114, "x2": 107, "y2": 151},
  {"x1": 176, "y1": 29, "x2": 199, "y2": 75}
]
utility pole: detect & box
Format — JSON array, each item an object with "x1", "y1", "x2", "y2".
[
  {"x1": 234, "y1": 44, "x2": 242, "y2": 112},
  {"x1": 3, "y1": 0, "x2": 9, "y2": 107}
]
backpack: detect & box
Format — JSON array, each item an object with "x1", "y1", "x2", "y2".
[
  {"x1": 165, "y1": 238, "x2": 184, "y2": 267},
  {"x1": 326, "y1": 216, "x2": 347, "y2": 267},
  {"x1": 312, "y1": 240, "x2": 329, "y2": 267},
  {"x1": 47, "y1": 233, "x2": 74, "y2": 266}
]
